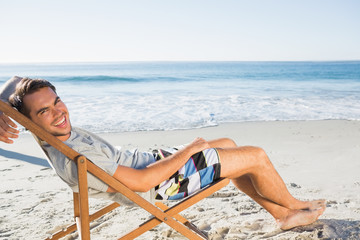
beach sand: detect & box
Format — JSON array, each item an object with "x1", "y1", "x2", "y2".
[{"x1": 1, "y1": 120, "x2": 360, "y2": 239}]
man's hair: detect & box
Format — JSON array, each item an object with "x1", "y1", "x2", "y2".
[{"x1": 9, "y1": 77, "x2": 57, "y2": 115}]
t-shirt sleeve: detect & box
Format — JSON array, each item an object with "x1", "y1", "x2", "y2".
[
  {"x1": 71, "y1": 145, "x2": 119, "y2": 192},
  {"x1": 0, "y1": 76, "x2": 22, "y2": 103},
  {"x1": 63, "y1": 156, "x2": 113, "y2": 193}
]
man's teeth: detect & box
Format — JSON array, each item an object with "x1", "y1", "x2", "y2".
[{"x1": 55, "y1": 117, "x2": 65, "y2": 126}]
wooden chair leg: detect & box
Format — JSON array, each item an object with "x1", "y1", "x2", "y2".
[
  {"x1": 73, "y1": 192, "x2": 82, "y2": 239},
  {"x1": 73, "y1": 192, "x2": 80, "y2": 218},
  {"x1": 45, "y1": 202, "x2": 120, "y2": 240},
  {"x1": 156, "y1": 202, "x2": 208, "y2": 239},
  {"x1": 155, "y1": 202, "x2": 191, "y2": 225},
  {"x1": 77, "y1": 156, "x2": 90, "y2": 240}
]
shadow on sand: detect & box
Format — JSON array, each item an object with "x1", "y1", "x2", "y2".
[
  {"x1": 264, "y1": 219, "x2": 360, "y2": 239},
  {"x1": 0, "y1": 149, "x2": 51, "y2": 168}
]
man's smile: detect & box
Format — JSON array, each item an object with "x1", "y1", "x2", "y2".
[{"x1": 54, "y1": 115, "x2": 67, "y2": 127}]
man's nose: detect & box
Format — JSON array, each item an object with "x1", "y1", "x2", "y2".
[{"x1": 52, "y1": 107, "x2": 62, "y2": 117}]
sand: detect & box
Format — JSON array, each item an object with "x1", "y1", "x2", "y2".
[{"x1": 1, "y1": 120, "x2": 360, "y2": 239}]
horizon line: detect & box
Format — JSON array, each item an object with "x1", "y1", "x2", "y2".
[{"x1": 1, "y1": 59, "x2": 360, "y2": 64}]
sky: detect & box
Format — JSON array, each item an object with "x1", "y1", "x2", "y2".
[{"x1": 0, "y1": 0, "x2": 359, "y2": 63}]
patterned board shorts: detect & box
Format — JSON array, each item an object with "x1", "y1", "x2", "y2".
[{"x1": 153, "y1": 148, "x2": 221, "y2": 201}]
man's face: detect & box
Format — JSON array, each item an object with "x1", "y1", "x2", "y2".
[{"x1": 23, "y1": 87, "x2": 71, "y2": 141}]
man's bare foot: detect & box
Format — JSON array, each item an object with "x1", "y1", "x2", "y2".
[
  {"x1": 291, "y1": 199, "x2": 326, "y2": 211},
  {"x1": 303, "y1": 199, "x2": 326, "y2": 210},
  {"x1": 277, "y1": 207, "x2": 325, "y2": 230}
]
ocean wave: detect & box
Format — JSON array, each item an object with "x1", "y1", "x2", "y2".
[
  {"x1": 42, "y1": 75, "x2": 186, "y2": 84},
  {"x1": 46, "y1": 75, "x2": 151, "y2": 83}
]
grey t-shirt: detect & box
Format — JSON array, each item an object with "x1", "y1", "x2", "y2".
[{"x1": 41, "y1": 127, "x2": 156, "y2": 204}]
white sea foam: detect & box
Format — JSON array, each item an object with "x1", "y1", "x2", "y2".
[{"x1": 63, "y1": 92, "x2": 360, "y2": 133}]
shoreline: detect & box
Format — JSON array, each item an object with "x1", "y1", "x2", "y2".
[{"x1": 1, "y1": 120, "x2": 360, "y2": 239}]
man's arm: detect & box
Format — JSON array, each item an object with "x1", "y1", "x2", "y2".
[
  {"x1": 0, "y1": 76, "x2": 22, "y2": 143},
  {"x1": 107, "y1": 137, "x2": 211, "y2": 193}
]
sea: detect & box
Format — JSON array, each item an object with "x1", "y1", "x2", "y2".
[{"x1": 1, "y1": 61, "x2": 359, "y2": 133}]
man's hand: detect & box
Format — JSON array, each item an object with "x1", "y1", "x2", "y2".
[
  {"x1": 186, "y1": 137, "x2": 211, "y2": 154},
  {"x1": 0, "y1": 112, "x2": 19, "y2": 144}
]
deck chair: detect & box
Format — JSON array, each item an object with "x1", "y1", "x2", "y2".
[{"x1": 0, "y1": 100, "x2": 230, "y2": 240}]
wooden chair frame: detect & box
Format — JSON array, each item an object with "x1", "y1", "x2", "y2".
[{"x1": 0, "y1": 100, "x2": 229, "y2": 240}]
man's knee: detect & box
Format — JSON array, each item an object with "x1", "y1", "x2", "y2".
[
  {"x1": 209, "y1": 137, "x2": 237, "y2": 149},
  {"x1": 239, "y1": 146, "x2": 269, "y2": 165},
  {"x1": 220, "y1": 138, "x2": 237, "y2": 148},
  {"x1": 253, "y1": 146, "x2": 267, "y2": 156},
  {"x1": 251, "y1": 147, "x2": 270, "y2": 166}
]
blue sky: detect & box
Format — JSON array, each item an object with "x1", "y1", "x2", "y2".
[{"x1": 0, "y1": 0, "x2": 359, "y2": 63}]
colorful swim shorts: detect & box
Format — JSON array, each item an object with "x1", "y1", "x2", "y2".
[{"x1": 153, "y1": 148, "x2": 221, "y2": 200}]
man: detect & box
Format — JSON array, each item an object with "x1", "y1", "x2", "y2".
[{"x1": 0, "y1": 76, "x2": 325, "y2": 230}]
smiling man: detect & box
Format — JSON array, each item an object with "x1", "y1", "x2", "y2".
[
  {"x1": 0, "y1": 76, "x2": 326, "y2": 230},
  {"x1": 11, "y1": 80, "x2": 71, "y2": 141}
]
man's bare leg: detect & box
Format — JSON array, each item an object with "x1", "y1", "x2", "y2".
[
  {"x1": 209, "y1": 138, "x2": 324, "y2": 209},
  {"x1": 232, "y1": 174, "x2": 325, "y2": 230},
  {"x1": 218, "y1": 146, "x2": 322, "y2": 208},
  {"x1": 207, "y1": 138, "x2": 325, "y2": 229}
]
